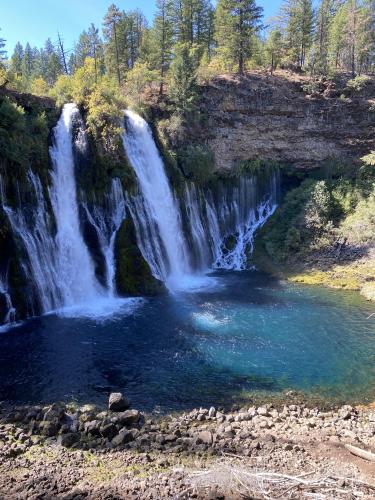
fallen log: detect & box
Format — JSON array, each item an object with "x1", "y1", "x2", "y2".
[{"x1": 345, "y1": 444, "x2": 375, "y2": 462}]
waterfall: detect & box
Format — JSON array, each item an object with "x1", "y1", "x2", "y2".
[
  {"x1": 123, "y1": 110, "x2": 278, "y2": 286},
  {"x1": 1, "y1": 171, "x2": 61, "y2": 312},
  {"x1": 0, "y1": 276, "x2": 16, "y2": 325},
  {"x1": 182, "y1": 176, "x2": 277, "y2": 271},
  {"x1": 123, "y1": 110, "x2": 191, "y2": 286},
  {"x1": 49, "y1": 103, "x2": 104, "y2": 307},
  {"x1": 207, "y1": 176, "x2": 277, "y2": 270},
  {"x1": 1, "y1": 103, "x2": 133, "y2": 323},
  {"x1": 83, "y1": 178, "x2": 126, "y2": 295}
]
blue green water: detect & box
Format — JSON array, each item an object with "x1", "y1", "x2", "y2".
[{"x1": 0, "y1": 271, "x2": 374, "y2": 410}]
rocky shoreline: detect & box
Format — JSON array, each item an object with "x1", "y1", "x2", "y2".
[{"x1": 2, "y1": 394, "x2": 375, "y2": 498}]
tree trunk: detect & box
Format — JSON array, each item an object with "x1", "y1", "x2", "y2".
[{"x1": 113, "y1": 21, "x2": 121, "y2": 86}]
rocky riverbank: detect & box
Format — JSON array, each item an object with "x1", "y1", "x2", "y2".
[{"x1": 2, "y1": 395, "x2": 375, "y2": 498}]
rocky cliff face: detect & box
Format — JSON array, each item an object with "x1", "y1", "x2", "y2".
[{"x1": 200, "y1": 72, "x2": 375, "y2": 172}]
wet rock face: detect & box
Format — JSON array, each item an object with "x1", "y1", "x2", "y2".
[{"x1": 199, "y1": 73, "x2": 375, "y2": 172}]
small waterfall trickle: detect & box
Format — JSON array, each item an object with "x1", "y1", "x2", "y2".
[
  {"x1": 207, "y1": 176, "x2": 278, "y2": 270},
  {"x1": 0, "y1": 276, "x2": 16, "y2": 325},
  {"x1": 83, "y1": 178, "x2": 126, "y2": 295},
  {"x1": 123, "y1": 111, "x2": 191, "y2": 286}
]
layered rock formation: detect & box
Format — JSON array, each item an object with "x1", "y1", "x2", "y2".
[{"x1": 200, "y1": 71, "x2": 375, "y2": 172}]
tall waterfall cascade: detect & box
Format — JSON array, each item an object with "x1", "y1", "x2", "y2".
[
  {"x1": 123, "y1": 110, "x2": 278, "y2": 288},
  {"x1": 49, "y1": 103, "x2": 104, "y2": 307},
  {"x1": 1, "y1": 104, "x2": 131, "y2": 321},
  {"x1": 123, "y1": 110, "x2": 192, "y2": 288}
]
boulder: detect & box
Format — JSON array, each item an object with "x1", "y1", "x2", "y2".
[
  {"x1": 197, "y1": 431, "x2": 213, "y2": 445},
  {"x1": 117, "y1": 409, "x2": 140, "y2": 426},
  {"x1": 112, "y1": 429, "x2": 136, "y2": 447},
  {"x1": 58, "y1": 433, "x2": 80, "y2": 448},
  {"x1": 84, "y1": 420, "x2": 102, "y2": 436},
  {"x1": 108, "y1": 392, "x2": 130, "y2": 412},
  {"x1": 100, "y1": 423, "x2": 118, "y2": 440}
]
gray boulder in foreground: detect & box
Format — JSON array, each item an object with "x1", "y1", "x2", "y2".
[{"x1": 108, "y1": 392, "x2": 130, "y2": 412}]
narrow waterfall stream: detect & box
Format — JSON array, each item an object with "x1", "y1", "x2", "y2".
[
  {"x1": 123, "y1": 111, "x2": 192, "y2": 289},
  {"x1": 83, "y1": 178, "x2": 126, "y2": 296}
]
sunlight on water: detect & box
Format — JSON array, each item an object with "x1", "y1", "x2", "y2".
[{"x1": 167, "y1": 274, "x2": 222, "y2": 293}]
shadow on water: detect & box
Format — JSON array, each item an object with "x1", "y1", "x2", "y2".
[{"x1": 0, "y1": 271, "x2": 374, "y2": 411}]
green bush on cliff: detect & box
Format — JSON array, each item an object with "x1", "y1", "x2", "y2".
[
  {"x1": 178, "y1": 144, "x2": 215, "y2": 184},
  {"x1": 51, "y1": 58, "x2": 135, "y2": 198},
  {"x1": 0, "y1": 96, "x2": 52, "y2": 191}
]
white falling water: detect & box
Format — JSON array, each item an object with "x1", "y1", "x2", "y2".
[
  {"x1": 0, "y1": 276, "x2": 16, "y2": 325},
  {"x1": 83, "y1": 178, "x2": 126, "y2": 295},
  {"x1": 1, "y1": 171, "x2": 61, "y2": 312},
  {"x1": 182, "y1": 176, "x2": 278, "y2": 271},
  {"x1": 123, "y1": 110, "x2": 192, "y2": 288},
  {"x1": 49, "y1": 103, "x2": 104, "y2": 307}
]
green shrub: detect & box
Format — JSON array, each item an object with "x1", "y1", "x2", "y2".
[
  {"x1": 346, "y1": 75, "x2": 371, "y2": 93},
  {"x1": 178, "y1": 144, "x2": 215, "y2": 184}
]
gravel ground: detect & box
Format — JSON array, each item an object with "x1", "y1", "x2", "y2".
[{"x1": 1, "y1": 400, "x2": 375, "y2": 498}]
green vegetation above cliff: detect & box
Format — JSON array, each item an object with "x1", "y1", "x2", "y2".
[{"x1": 0, "y1": 91, "x2": 58, "y2": 196}]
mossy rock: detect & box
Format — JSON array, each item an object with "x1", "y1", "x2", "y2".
[{"x1": 115, "y1": 214, "x2": 165, "y2": 297}]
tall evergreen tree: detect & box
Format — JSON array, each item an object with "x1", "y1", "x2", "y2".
[
  {"x1": 313, "y1": 0, "x2": 335, "y2": 74},
  {"x1": 103, "y1": 4, "x2": 123, "y2": 84},
  {"x1": 280, "y1": 0, "x2": 314, "y2": 67},
  {"x1": 215, "y1": 0, "x2": 263, "y2": 74},
  {"x1": 21, "y1": 43, "x2": 34, "y2": 84},
  {"x1": 148, "y1": 0, "x2": 175, "y2": 94},
  {"x1": 169, "y1": 43, "x2": 199, "y2": 112},
  {"x1": 9, "y1": 42, "x2": 24, "y2": 76},
  {"x1": 0, "y1": 28, "x2": 6, "y2": 63}
]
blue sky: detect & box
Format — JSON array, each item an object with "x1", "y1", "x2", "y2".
[{"x1": 1, "y1": 0, "x2": 283, "y2": 55}]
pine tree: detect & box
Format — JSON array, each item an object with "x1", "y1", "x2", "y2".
[
  {"x1": 215, "y1": 0, "x2": 263, "y2": 74},
  {"x1": 21, "y1": 43, "x2": 34, "y2": 88},
  {"x1": 169, "y1": 43, "x2": 199, "y2": 113},
  {"x1": 0, "y1": 28, "x2": 6, "y2": 63},
  {"x1": 126, "y1": 10, "x2": 147, "y2": 69},
  {"x1": 103, "y1": 4, "x2": 123, "y2": 84},
  {"x1": 313, "y1": 0, "x2": 335, "y2": 74},
  {"x1": 149, "y1": 0, "x2": 175, "y2": 94},
  {"x1": 280, "y1": 0, "x2": 314, "y2": 68},
  {"x1": 87, "y1": 24, "x2": 103, "y2": 81},
  {"x1": 265, "y1": 29, "x2": 283, "y2": 74},
  {"x1": 43, "y1": 38, "x2": 63, "y2": 85},
  {"x1": 9, "y1": 42, "x2": 24, "y2": 76}
]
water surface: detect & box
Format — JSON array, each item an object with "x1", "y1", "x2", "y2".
[{"x1": 0, "y1": 271, "x2": 374, "y2": 411}]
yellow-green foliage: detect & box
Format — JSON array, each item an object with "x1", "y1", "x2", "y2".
[
  {"x1": 86, "y1": 76, "x2": 125, "y2": 154},
  {"x1": 339, "y1": 187, "x2": 375, "y2": 244},
  {"x1": 124, "y1": 62, "x2": 159, "y2": 106},
  {"x1": 50, "y1": 58, "x2": 126, "y2": 155}
]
